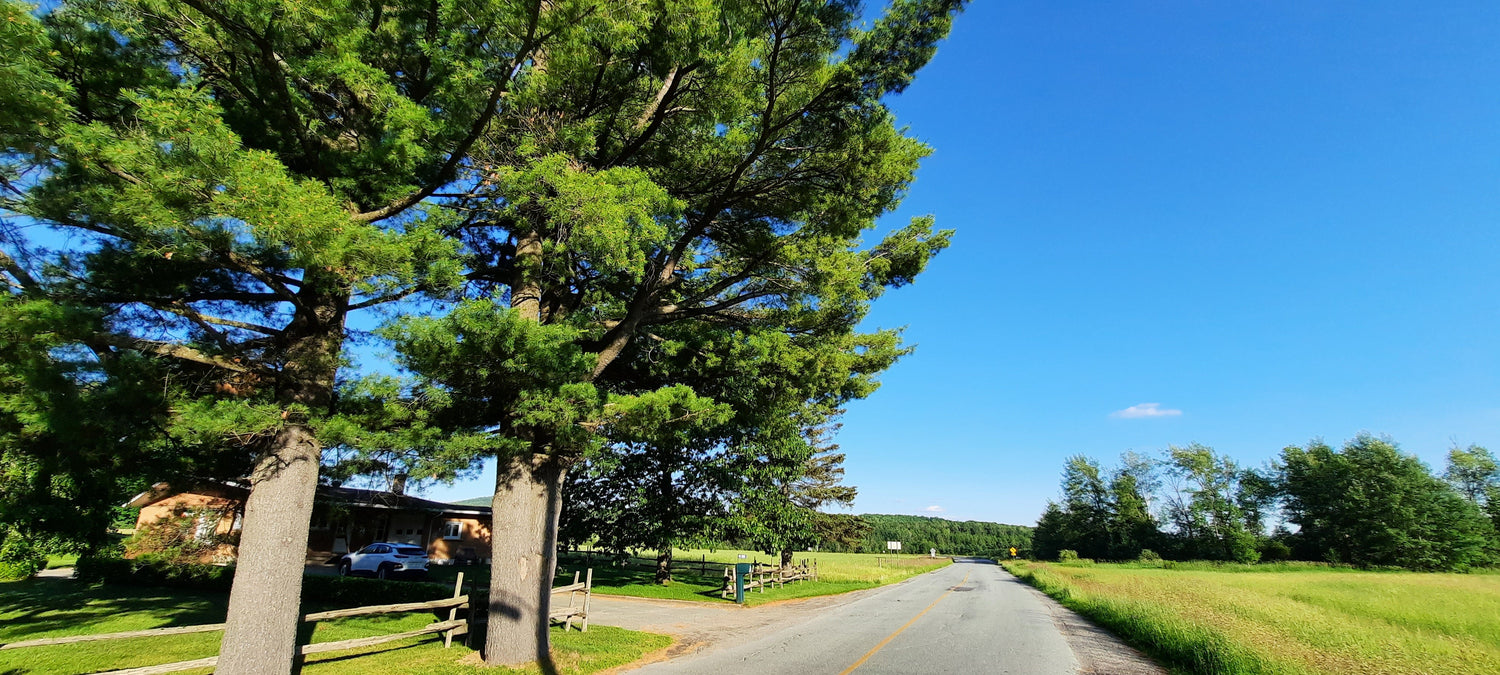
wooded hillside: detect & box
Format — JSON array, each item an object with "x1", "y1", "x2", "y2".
[{"x1": 852, "y1": 514, "x2": 1032, "y2": 557}]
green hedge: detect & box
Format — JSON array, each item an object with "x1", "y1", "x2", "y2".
[{"x1": 76, "y1": 556, "x2": 456, "y2": 606}]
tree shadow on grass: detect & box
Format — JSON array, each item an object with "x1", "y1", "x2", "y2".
[
  {"x1": 0, "y1": 578, "x2": 226, "y2": 641},
  {"x1": 294, "y1": 640, "x2": 426, "y2": 671}
]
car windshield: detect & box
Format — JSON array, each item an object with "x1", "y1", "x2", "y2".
[{"x1": 396, "y1": 547, "x2": 426, "y2": 556}]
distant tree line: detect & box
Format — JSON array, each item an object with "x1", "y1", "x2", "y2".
[
  {"x1": 1032, "y1": 435, "x2": 1500, "y2": 571},
  {"x1": 833, "y1": 514, "x2": 1032, "y2": 558}
]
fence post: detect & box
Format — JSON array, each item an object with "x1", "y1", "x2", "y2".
[
  {"x1": 581, "y1": 568, "x2": 592, "y2": 632},
  {"x1": 564, "y1": 571, "x2": 579, "y2": 631},
  {"x1": 444, "y1": 571, "x2": 464, "y2": 648},
  {"x1": 463, "y1": 574, "x2": 476, "y2": 649}
]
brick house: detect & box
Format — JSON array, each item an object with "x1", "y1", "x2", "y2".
[{"x1": 126, "y1": 481, "x2": 494, "y2": 565}]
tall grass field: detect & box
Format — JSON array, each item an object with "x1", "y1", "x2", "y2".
[{"x1": 1004, "y1": 560, "x2": 1500, "y2": 675}]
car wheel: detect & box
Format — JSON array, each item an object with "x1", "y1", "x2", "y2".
[
  {"x1": 376, "y1": 564, "x2": 390, "y2": 580},
  {"x1": 338, "y1": 561, "x2": 351, "y2": 577}
]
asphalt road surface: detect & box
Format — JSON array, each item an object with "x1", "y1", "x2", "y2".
[{"x1": 624, "y1": 558, "x2": 1162, "y2": 675}]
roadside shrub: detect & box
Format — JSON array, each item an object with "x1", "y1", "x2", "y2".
[
  {"x1": 1258, "y1": 540, "x2": 1292, "y2": 562},
  {"x1": 302, "y1": 575, "x2": 454, "y2": 606},
  {"x1": 1228, "y1": 531, "x2": 1262, "y2": 564},
  {"x1": 125, "y1": 507, "x2": 236, "y2": 564},
  {"x1": 1135, "y1": 549, "x2": 1164, "y2": 567},
  {"x1": 1058, "y1": 549, "x2": 1079, "y2": 562},
  {"x1": 76, "y1": 555, "x2": 233, "y2": 591},
  {"x1": 77, "y1": 555, "x2": 454, "y2": 607},
  {"x1": 0, "y1": 533, "x2": 47, "y2": 581}
]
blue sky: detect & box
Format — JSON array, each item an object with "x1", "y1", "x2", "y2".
[{"x1": 420, "y1": 0, "x2": 1500, "y2": 526}]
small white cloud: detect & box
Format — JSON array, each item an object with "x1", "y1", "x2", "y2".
[
  {"x1": 1110, "y1": 403, "x2": 1183, "y2": 419},
  {"x1": 923, "y1": 505, "x2": 945, "y2": 513}
]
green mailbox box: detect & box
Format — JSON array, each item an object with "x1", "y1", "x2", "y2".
[{"x1": 735, "y1": 562, "x2": 752, "y2": 604}]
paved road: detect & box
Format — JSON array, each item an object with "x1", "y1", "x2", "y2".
[{"x1": 615, "y1": 558, "x2": 1162, "y2": 675}]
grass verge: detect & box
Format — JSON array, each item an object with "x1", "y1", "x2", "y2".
[
  {"x1": 1002, "y1": 560, "x2": 1500, "y2": 675},
  {"x1": 0, "y1": 577, "x2": 668, "y2": 674}
]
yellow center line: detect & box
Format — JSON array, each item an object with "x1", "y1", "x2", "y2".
[{"x1": 837, "y1": 571, "x2": 971, "y2": 675}]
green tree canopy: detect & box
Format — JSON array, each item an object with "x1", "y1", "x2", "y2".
[
  {"x1": 0, "y1": 0, "x2": 572, "y2": 669},
  {"x1": 1278, "y1": 435, "x2": 1493, "y2": 571}
]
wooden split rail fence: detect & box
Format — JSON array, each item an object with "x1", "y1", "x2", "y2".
[
  {"x1": 549, "y1": 568, "x2": 593, "y2": 632},
  {"x1": 720, "y1": 559, "x2": 818, "y2": 599},
  {"x1": 0, "y1": 573, "x2": 473, "y2": 675},
  {"x1": 465, "y1": 567, "x2": 594, "y2": 637}
]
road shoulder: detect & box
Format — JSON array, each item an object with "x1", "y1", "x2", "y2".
[{"x1": 1001, "y1": 568, "x2": 1168, "y2": 675}]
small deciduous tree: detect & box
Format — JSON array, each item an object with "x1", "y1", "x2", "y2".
[
  {"x1": 560, "y1": 386, "x2": 733, "y2": 584},
  {"x1": 1445, "y1": 444, "x2": 1498, "y2": 509},
  {"x1": 1161, "y1": 444, "x2": 1259, "y2": 563},
  {"x1": 1278, "y1": 435, "x2": 1493, "y2": 570}
]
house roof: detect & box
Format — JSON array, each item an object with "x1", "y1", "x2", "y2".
[
  {"x1": 449, "y1": 496, "x2": 493, "y2": 507},
  {"x1": 322, "y1": 486, "x2": 491, "y2": 516},
  {"x1": 125, "y1": 480, "x2": 492, "y2": 517}
]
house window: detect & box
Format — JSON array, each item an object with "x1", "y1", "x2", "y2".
[{"x1": 443, "y1": 521, "x2": 463, "y2": 540}]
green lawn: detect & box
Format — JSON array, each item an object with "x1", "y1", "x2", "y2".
[
  {"x1": 0, "y1": 577, "x2": 669, "y2": 675},
  {"x1": 1003, "y1": 560, "x2": 1500, "y2": 675},
  {"x1": 44, "y1": 553, "x2": 79, "y2": 569},
  {"x1": 430, "y1": 549, "x2": 951, "y2": 607}
]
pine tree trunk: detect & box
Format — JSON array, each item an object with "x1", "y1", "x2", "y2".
[
  {"x1": 216, "y1": 425, "x2": 321, "y2": 674},
  {"x1": 484, "y1": 452, "x2": 566, "y2": 667},
  {"x1": 217, "y1": 283, "x2": 344, "y2": 675}
]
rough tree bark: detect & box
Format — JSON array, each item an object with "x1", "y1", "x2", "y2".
[
  {"x1": 216, "y1": 425, "x2": 323, "y2": 673},
  {"x1": 485, "y1": 452, "x2": 566, "y2": 666},
  {"x1": 217, "y1": 286, "x2": 345, "y2": 675}
]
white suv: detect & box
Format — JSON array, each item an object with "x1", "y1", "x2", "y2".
[{"x1": 338, "y1": 542, "x2": 429, "y2": 580}]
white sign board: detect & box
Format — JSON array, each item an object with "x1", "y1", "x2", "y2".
[{"x1": 886, "y1": 541, "x2": 902, "y2": 551}]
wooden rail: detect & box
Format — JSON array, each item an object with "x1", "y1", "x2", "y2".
[
  {"x1": 549, "y1": 568, "x2": 592, "y2": 632},
  {"x1": 101, "y1": 621, "x2": 470, "y2": 675},
  {"x1": 1, "y1": 572, "x2": 472, "y2": 674},
  {"x1": 468, "y1": 568, "x2": 595, "y2": 634},
  {"x1": 720, "y1": 560, "x2": 818, "y2": 599},
  {"x1": 562, "y1": 550, "x2": 723, "y2": 577},
  {"x1": 0, "y1": 624, "x2": 228, "y2": 650},
  {"x1": 0, "y1": 595, "x2": 471, "y2": 652},
  {"x1": 302, "y1": 595, "x2": 469, "y2": 622}
]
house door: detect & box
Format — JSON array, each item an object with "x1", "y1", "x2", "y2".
[{"x1": 388, "y1": 514, "x2": 425, "y2": 545}]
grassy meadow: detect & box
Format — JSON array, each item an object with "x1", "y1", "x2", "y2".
[
  {"x1": 0, "y1": 577, "x2": 669, "y2": 675},
  {"x1": 1003, "y1": 560, "x2": 1500, "y2": 675}
]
